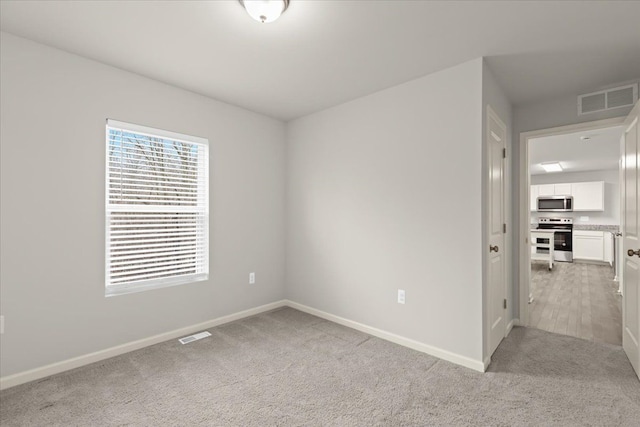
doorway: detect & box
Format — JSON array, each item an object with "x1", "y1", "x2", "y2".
[{"x1": 519, "y1": 117, "x2": 626, "y2": 345}]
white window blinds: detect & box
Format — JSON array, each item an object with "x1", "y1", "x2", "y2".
[{"x1": 106, "y1": 120, "x2": 209, "y2": 296}]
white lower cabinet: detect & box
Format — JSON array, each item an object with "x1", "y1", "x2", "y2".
[
  {"x1": 604, "y1": 232, "x2": 613, "y2": 265},
  {"x1": 573, "y1": 230, "x2": 614, "y2": 262}
]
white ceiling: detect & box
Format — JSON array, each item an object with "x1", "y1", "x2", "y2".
[
  {"x1": 529, "y1": 126, "x2": 624, "y2": 175},
  {"x1": 1, "y1": 1, "x2": 640, "y2": 121}
]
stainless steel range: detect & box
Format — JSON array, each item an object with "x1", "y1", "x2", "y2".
[{"x1": 537, "y1": 217, "x2": 573, "y2": 262}]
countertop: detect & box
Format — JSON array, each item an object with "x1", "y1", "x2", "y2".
[
  {"x1": 573, "y1": 224, "x2": 619, "y2": 233},
  {"x1": 530, "y1": 224, "x2": 620, "y2": 233}
]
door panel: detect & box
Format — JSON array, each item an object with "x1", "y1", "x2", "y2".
[
  {"x1": 625, "y1": 261, "x2": 639, "y2": 348},
  {"x1": 622, "y1": 101, "x2": 640, "y2": 380},
  {"x1": 490, "y1": 255, "x2": 504, "y2": 330},
  {"x1": 487, "y1": 106, "x2": 507, "y2": 357}
]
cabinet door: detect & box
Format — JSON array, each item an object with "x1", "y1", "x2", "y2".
[
  {"x1": 530, "y1": 185, "x2": 539, "y2": 211},
  {"x1": 573, "y1": 231, "x2": 604, "y2": 260},
  {"x1": 538, "y1": 184, "x2": 555, "y2": 196},
  {"x1": 554, "y1": 183, "x2": 572, "y2": 195},
  {"x1": 572, "y1": 181, "x2": 604, "y2": 211},
  {"x1": 604, "y1": 232, "x2": 613, "y2": 264}
]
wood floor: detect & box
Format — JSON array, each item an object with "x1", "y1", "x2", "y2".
[{"x1": 529, "y1": 261, "x2": 622, "y2": 345}]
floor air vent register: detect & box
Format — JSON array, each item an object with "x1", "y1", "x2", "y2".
[{"x1": 178, "y1": 331, "x2": 212, "y2": 345}]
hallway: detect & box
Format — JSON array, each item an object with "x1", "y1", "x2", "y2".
[{"x1": 530, "y1": 261, "x2": 621, "y2": 345}]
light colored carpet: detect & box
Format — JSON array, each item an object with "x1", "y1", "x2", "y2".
[{"x1": 1, "y1": 307, "x2": 639, "y2": 426}]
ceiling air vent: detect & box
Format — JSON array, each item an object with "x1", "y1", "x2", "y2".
[{"x1": 578, "y1": 84, "x2": 638, "y2": 115}]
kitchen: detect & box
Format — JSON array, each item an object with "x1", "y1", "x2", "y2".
[{"x1": 529, "y1": 125, "x2": 624, "y2": 345}]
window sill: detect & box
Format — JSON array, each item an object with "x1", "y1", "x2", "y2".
[{"x1": 105, "y1": 273, "x2": 208, "y2": 297}]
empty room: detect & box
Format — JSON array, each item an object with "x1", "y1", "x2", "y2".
[{"x1": 1, "y1": 1, "x2": 639, "y2": 425}]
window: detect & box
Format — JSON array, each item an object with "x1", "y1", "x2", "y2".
[{"x1": 106, "y1": 119, "x2": 208, "y2": 296}]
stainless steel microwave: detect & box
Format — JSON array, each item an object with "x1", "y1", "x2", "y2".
[{"x1": 537, "y1": 196, "x2": 573, "y2": 212}]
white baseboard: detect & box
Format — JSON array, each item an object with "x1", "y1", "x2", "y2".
[
  {"x1": 483, "y1": 356, "x2": 491, "y2": 371},
  {"x1": 511, "y1": 318, "x2": 522, "y2": 327},
  {"x1": 506, "y1": 319, "x2": 515, "y2": 335},
  {"x1": 2, "y1": 299, "x2": 489, "y2": 390},
  {"x1": 284, "y1": 300, "x2": 485, "y2": 373},
  {"x1": 0, "y1": 300, "x2": 287, "y2": 391}
]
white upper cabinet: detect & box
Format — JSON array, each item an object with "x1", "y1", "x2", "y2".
[
  {"x1": 530, "y1": 180, "x2": 604, "y2": 212},
  {"x1": 572, "y1": 181, "x2": 604, "y2": 211},
  {"x1": 554, "y1": 183, "x2": 572, "y2": 196},
  {"x1": 537, "y1": 183, "x2": 571, "y2": 196},
  {"x1": 530, "y1": 185, "x2": 539, "y2": 211},
  {"x1": 538, "y1": 184, "x2": 555, "y2": 196}
]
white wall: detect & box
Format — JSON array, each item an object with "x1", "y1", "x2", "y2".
[
  {"x1": 482, "y1": 61, "x2": 513, "y2": 358},
  {"x1": 511, "y1": 78, "x2": 639, "y2": 320},
  {"x1": 286, "y1": 59, "x2": 485, "y2": 365},
  {"x1": 0, "y1": 33, "x2": 286, "y2": 377},
  {"x1": 530, "y1": 169, "x2": 620, "y2": 225}
]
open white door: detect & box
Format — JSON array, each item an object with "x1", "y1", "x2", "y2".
[
  {"x1": 487, "y1": 106, "x2": 507, "y2": 357},
  {"x1": 622, "y1": 100, "x2": 640, "y2": 380}
]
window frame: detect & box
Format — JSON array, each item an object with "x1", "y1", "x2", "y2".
[{"x1": 105, "y1": 119, "x2": 209, "y2": 297}]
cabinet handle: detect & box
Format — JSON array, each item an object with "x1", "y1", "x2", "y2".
[{"x1": 628, "y1": 249, "x2": 640, "y2": 258}]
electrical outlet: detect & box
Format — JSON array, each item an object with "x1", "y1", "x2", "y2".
[
  {"x1": 397, "y1": 289, "x2": 405, "y2": 304},
  {"x1": 249, "y1": 272, "x2": 255, "y2": 284},
  {"x1": 0, "y1": 315, "x2": 4, "y2": 334}
]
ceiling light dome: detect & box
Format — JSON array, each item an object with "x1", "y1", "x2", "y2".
[{"x1": 240, "y1": 0, "x2": 289, "y2": 24}]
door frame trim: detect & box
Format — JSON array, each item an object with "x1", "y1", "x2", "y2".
[{"x1": 518, "y1": 116, "x2": 626, "y2": 326}]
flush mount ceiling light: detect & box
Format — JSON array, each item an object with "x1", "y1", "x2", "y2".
[
  {"x1": 541, "y1": 162, "x2": 563, "y2": 173},
  {"x1": 240, "y1": 0, "x2": 289, "y2": 24}
]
